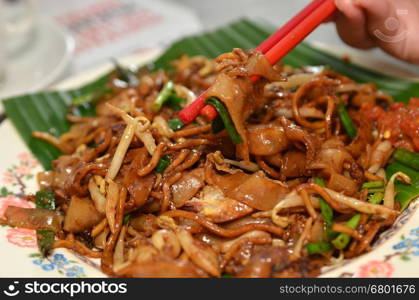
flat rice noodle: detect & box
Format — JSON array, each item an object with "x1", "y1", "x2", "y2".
[
  {"x1": 223, "y1": 216, "x2": 274, "y2": 229},
  {"x1": 246, "y1": 51, "x2": 284, "y2": 82},
  {"x1": 327, "y1": 172, "x2": 359, "y2": 196},
  {"x1": 123, "y1": 148, "x2": 155, "y2": 208},
  {"x1": 312, "y1": 138, "x2": 353, "y2": 174},
  {"x1": 64, "y1": 196, "x2": 103, "y2": 233},
  {"x1": 346, "y1": 113, "x2": 373, "y2": 158},
  {"x1": 247, "y1": 123, "x2": 289, "y2": 156},
  {"x1": 215, "y1": 171, "x2": 289, "y2": 211},
  {"x1": 171, "y1": 168, "x2": 205, "y2": 208},
  {"x1": 206, "y1": 73, "x2": 253, "y2": 160},
  {"x1": 4, "y1": 206, "x2": 62, "y2": 232},
  {"x1": 212, "y1": 170, "x2": 251, "y2": 194},
  {"x1": 281, "y1": 151, "x2": 306, "y2": 178},
  {"x1": 127, "y1": 175, "x2": 155, "y2": 209}
]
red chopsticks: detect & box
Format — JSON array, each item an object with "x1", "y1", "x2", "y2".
[{"x1": 178, "y1": 0, "x2": 336, "y2": 125}]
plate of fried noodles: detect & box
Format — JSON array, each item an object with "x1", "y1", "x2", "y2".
[{"x1": 0, "y1": 39, "x2": 419, "y2": 278}]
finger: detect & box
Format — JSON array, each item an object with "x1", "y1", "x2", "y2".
[
  {"x1": 357, "y1": 0, "x2": 419, "y2": 64},
  {"x1": 354, "y1": 0, "x2": 395, "y2": 39},
  {"x1": 334, "y1": 0, "x2": 375, "y2": 49}
]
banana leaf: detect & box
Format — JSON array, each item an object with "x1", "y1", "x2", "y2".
[{"x1": 2, "y1": 18, "x2": 419, "y2": 208}]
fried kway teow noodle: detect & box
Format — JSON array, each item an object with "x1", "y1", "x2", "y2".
[{"x1": 3, "y1": 48, "x2": 419, "y2": 277}]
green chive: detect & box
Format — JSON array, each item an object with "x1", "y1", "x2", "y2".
[
  {"x1": 319, "y1": 198, "x2": 338, "y2": 241},
  {"x1": 313, "y1": 178, "x2": 337, "y2": 241},
  {"x1": 152, "y1": 81, "x2": 175, "y2": 113},
  {"x1": 35, "y1": 190, "x2": 56, "y2": 256},
  {"x1": 211, "y1": 115, "x2": 225, "y2": 134},
  {"x1": 361, "y1": 181, "x2": 384, "y2": 190},
  {"x1": 35, "y1": 190, "x2": 56, "y2": 211},
  {"x1": 168, "y1": 118, "x2": 184, "y2": 131},
  {"x1": 368, "y1": 192, "x2": 384, "y2": 204},
  {"x1": 305, "y1": 242, "x2": 333, "y2": 255},
  {"x1": 166, "y1": 93, "x2": 186, "y2": 111},
  {"x1": 37, "y1": 230, "x2": 55, "y2": 257},
  {"x1": 393, "y1": 148, "x2": 419, "y2": 171},
  {"x1": 386, "y1": 162, "x2": 419, "y2": 186},
  {"x1": 331, "y1": 214, "x2": 361, "y2": 250},
  {"x1": 313, "y1": 177, "x2": 326, "y2": 187},
  {"x1": 368, "y1": 188, "x2": 386, "y2": 193},
  {"x1": 337, "y1": 99, "x2": 357, "y2": 140},
  {"x1": 393, "y1": 182, "x2": 419, "y2": 211},
  {"x1": 123, "y1": 214, "x2": 131, "y2": 225},
  {"x1": 155, "y1": 155, "x2": 171, "y2": 174},
  {"x1": 206, "y1": 97, "x2": 243, "y2": 144}
]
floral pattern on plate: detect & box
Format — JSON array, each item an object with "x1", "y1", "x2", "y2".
[
  {"x1": 31, "y1": 253, "x2": 86, "y2": 278},
  {"x1": 0, "y1": 148, "x2": 418, "y2": 277},
  {"x1": 0, "y1": 151, "x2": 88, "y2": 278}
]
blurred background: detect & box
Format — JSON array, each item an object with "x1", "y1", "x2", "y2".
[
  {"x1": 174, "y1": 0, "x2": 419, "y2": 75},
  {"x1": 1, "y1": 0, "x2": 418, "y2": 102}
]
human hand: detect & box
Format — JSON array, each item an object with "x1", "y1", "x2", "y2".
[{"x1": 334, "y1": 0, "x2": 419, "y2": 64}]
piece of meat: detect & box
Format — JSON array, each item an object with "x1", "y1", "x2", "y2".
[
  {"x1": 185, "y1": 186, "x2": 253, "y2": 223},
  {"x1": 171, "y1": 168, "x2": 205, "y2": 208},
  {"x1": 63, "y1": 196, "x2": 102, "y2": 233}
]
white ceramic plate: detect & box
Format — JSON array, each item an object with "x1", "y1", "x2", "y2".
[
  {"x1": 0, "y1": 18, "x2": 74, "y2": 113},
  {"x1": 0, "y1": 46, "x2": 418, "y2": 278}
]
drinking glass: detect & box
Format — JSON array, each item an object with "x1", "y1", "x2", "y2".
[{"x1": 0, "y1": 0, "x2": 37, "y2": 87}]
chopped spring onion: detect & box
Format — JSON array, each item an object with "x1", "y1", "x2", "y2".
[
  {"x1": 152, "y1": 81, "x2": 175, "y2": 113},
  {"x1": 206, "y1": 97, "x2": 243, "y2": 144},
  {"x1": 393, "y1": 148, "x2": 419, "y2": 171},
  {"x1": 305, "y1": 242, "x2": 333, "y2": 255},
  {"x1": 313, "y1": 177, "x2": 337, "y2": 241},
  {"x1": 319, "y1": 198, "x2": 336, "y2": 241},
  {"x1": 393, "y1": 183, "x2": 419, "y2": 211},
  {"x1": 386, "y1": 162, "x2": 419, "y2": 186},
  {"x1": 123, "y1": 214, "x2": 131, "y2": 225},
  {"x1": 37, "y1": 230, "x2": 55, "y2": 257},
  {"x1": 362, "y1": 180, "x2": 385, "y2": 193},
  {"x1": 155, "y1": 155, "x2": 171, "y2": 174},
  {"x1": 331, "y1": 214, "x2": 361, "y2": 250},
  {"x1": 362, "y1": 181, "x2": 384, "y2": 190},
  {"x1": 211, "y1": 115, "x2": 225, "y2": 134},
  {"x1": 368, "y1": 192, "x2": 384, "y2": 204},
  {"x1": 168, "y1": 118, "x2": 184, "y2": 131},
  {"x1": 35, "y1": 190, "x2": 56, "y2": 256},
  {"x1": 35, "y1": 190, "x2": 56, "y2": 210},
  {"x1": 313, "y1": 177, "x2": 326, "y2": 187},
  {"x1": 337, "y1": 99, "x2": 357, "y2": 140},
  {"x1": 166, "y1": 94, "x2": 186, "y2": 111}
]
